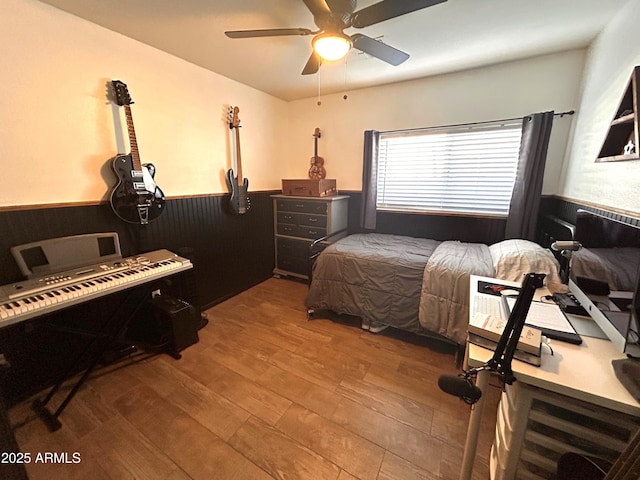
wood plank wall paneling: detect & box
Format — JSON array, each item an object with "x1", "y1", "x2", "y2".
[
  {"x1": 1, "y1": 189, "x2": 517, "y2": 312},
  {"x1": 0, "y1": 192, "x2": 278, "y2": 310},
  {"x1": 539, "y1": 196, "x2": 640, "y2": 231},
  {"x1": 375, "y1": 211, "x2": 506, "y2": 244},
  {"x1": 345, "y1": 191, "x2": 506, "y2": 245}
]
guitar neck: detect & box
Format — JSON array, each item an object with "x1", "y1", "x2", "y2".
[
  {"x1": 313, "y1": 128, "x2": 321, "y2": 163},
  {"x1": 124, "y1": 105, "x2": 141, "y2": 170},
  {"x1": 234, "y1": 126, "x2": 242, "y2": 180}
]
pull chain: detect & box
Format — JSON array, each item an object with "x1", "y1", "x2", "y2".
[
  {"x1": 317, "y1": 66, "x2": 322, "y2": 106},
  {"x1": 343, "y1": 57, "x2": 348, "y2": 100}
]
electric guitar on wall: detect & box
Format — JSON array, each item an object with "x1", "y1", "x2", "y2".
[
  {"x1": 109, "y1": 80, "x2": 165, "y2": 225},
  {"x1": 225, "y1": 106, "x2": 250, "y2": 214}
]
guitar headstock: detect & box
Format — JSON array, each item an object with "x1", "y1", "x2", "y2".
[
  {"x1": 313, "y1": 127, "x2": 321, "y2": 139},
  {"x1": 228, "y1": 106, "x2": 241, "y2": 129},
  {"x1": 112, "y1": 80, "x2": 133, "y2": 106}
]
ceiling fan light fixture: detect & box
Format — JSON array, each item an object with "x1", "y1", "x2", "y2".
[{"x1": 312, "y1": 33, "x2": 352, "y2": 61}]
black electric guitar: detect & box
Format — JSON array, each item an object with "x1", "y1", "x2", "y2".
[
  {"x1": 109, "y1": 80, "x2": 165, "y2": 225},
  {"x1": 225, "y1": 106, "x2": 250, "y2": 214}
]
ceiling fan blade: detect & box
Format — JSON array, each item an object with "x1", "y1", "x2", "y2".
[
  {"x1": 302, "y1": 51, "x2": 321, "y2": 75},
  {"x1": 351, "y1": 0, "x2": 447, "y2": 28},
  {"x1": 351, "y1": 34, "x2": 409, "y2": 66},
  {"x1": 302, "y1": 0, "x2": 331, "y2": 17},
  {"x1": 326, "y1": 0, "x2": 357, "y2": 16},
  {"x1": 225, "y1": 28, "x2": 314, "y2": 39}
]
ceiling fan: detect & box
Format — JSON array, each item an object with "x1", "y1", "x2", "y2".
[{"x1": 225, "y1": 0, "x2": 447, "y2": 75}]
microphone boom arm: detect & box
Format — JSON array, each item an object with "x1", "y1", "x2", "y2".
[
  {"x1": 439, "y1": 272, "x2": 546, "y2": 403},
  {"x1": 484, "y1": 272, "x2": 545, "y2": 385},
  {"x1": 446, "y1": 272, "x2": 545, "y2": 480}
]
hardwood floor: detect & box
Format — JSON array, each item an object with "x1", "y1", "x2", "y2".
[{"x1": 10, "y1": 278, "x2": 501, "y2": 480}]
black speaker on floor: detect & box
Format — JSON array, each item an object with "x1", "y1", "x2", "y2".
[{"x1": 128, "y1": 295, "x2": 200, "y2": 359}]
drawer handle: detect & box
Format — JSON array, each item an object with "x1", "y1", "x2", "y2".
[
  {"x1": 295, "y1": 204, "x2": 304, "y2": 208},
  {"x1": 307, "y1": 218, "x2": 318, "y2": 223}
]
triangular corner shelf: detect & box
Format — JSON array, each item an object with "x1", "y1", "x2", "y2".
[{"x1": 596, "y1": 65, "x2": 640, "y2": 162}]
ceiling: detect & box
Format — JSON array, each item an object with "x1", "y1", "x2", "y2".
[{"x1": 37, "y1": 0, "x2": 630, "y2": 101}]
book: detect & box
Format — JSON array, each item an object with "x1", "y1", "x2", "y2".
[
  {"x1": 469, "y1": 312, "x2": 542, "y2": 356},
  {"x1": 504, "y1": 297, "x2": 583, "y2": 345},
  {"x1": 467, "y1": 332, "x2": 542, "y2": 367}
]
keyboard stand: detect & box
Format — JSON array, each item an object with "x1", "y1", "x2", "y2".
[{"x1": 32, "y1": 285, "x2": 153, "y2": 432}]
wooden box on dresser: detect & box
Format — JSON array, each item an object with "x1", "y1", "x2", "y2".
[{"x1": 271, "y1": 194, "x2": 349, "y2": 280}]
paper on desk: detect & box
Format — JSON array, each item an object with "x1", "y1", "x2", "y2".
[{"x1": 505, "y1": 298, "x2": 576, "y2": 334}]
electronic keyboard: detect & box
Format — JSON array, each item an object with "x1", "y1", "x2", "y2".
[{"x1": 0, "y1": 249, "x2": 192, "y2": 327}]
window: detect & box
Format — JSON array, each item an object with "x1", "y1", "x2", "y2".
[{"x1": 376, "y1": 121, "x2": 523, "y2": 217}]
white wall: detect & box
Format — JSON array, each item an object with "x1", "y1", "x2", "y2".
[
  {"x1": 559, "y1": 1, "x2": 640, "y2": 215},
  {"x1": 286, "y1": 50, "x2": 586, "y2": 194},
  {"x1": 0, "y1": 1, "x2": 593, "y2": 210},
  {"x1": 0, "y1": 0, "x2": 289, "y2": 208}
]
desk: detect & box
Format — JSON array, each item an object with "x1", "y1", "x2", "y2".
[{"x1": 461, "y1": 275, "x2": 640, "y2": 480}]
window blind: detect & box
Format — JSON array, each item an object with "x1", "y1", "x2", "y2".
[{"x1": 376, "y1": 122, "x2": 522, "y2": 216}]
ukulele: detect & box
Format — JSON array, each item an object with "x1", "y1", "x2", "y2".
[
  {"x1": 109, "y1": 80, "x2": 165, "y2": 225},
  {"x1": 225, "y1": 106, "x2": 250, "y2": 214},
  {"x1": 308, "y1": 128, "x2": 326, "y2": 180}
]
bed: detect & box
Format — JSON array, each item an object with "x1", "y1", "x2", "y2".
[{"x1": 305, "y1": 232, "x2": 562, "y2": 345}]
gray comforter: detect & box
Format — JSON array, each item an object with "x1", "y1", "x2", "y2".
[
  {"x1": 305, "y1": 233, "x2": 440, "y2": 334},
  {"x1": 419, "y1": 241, "x2": 494, "y2": 344}
]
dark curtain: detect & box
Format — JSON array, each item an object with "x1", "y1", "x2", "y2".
[
  {"x1": 504, "y1": 111, "x2": 554, "y2": 240},
  {"x1": 360, "y1": 130, "x2": 380, "y2": 229}
]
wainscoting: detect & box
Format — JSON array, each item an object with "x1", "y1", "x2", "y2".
[
  {"x1": 0, "y1": 191, "x2": 278, "y2": 310},
  {"x1": 540, "y1": 196, "x2": 640, "y2": 233},
  {"x1": 0, "y1": 190, "x2": 508, "y2": 314},
  {"x1": 344, "y1": 192, "x2": 507, "y2": 245},
  {"x1": 2, "y1": 192, "x2": 628, "y2": 311}
]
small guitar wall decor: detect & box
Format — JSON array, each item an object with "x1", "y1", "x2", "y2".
[
  {"x1": 225, "y1": 106, "x2": 250, "y2": 215},
  {"x1": 109, "y1": 80, "x2": 165, "y2": 225},
  {"x1": 308, "y1": 128, "x2": 326, "y2": 179}
]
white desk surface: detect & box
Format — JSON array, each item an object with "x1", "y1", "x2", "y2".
[{"x1": 467, "y1": 275, "x2": 640, "y2": 417}]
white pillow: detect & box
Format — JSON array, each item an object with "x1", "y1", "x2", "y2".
[{"x1": 489, "y1": 239, "x2": 561, "y2": 285}]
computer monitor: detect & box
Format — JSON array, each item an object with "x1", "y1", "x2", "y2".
[{"x1": 568, "y1": 210, "x2": 640, "y2": 355}]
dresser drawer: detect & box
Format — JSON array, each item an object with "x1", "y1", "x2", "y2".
[
  {"x1": 277, "y1": 223, "x2": 326, "y2": 239},
  {"x1": 277, "y1": 199, "x2": 327, "y2": 215},
  {"x1": 277, "y1": 212, "x2": 327, "y2": 227},
  {"x1": 296, "y1": 226, "x2": 326, "y2": 239},
  {"x1": 277, "y1": 223, "x2": 298, "y2": 236},
  {"x1": 277, "y1": 237, "x2": 311, "y2": 259},
  {"x1": 276, "y1": 255, "x2": 309, "y2": 276}
]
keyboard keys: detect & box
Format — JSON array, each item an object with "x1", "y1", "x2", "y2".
[{"x1": 0, "y1": 256, "x2": 187, "y2": 325}]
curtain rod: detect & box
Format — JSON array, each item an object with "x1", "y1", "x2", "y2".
[
  {"x1": 495, "y1": 109, "x2": 576, "y2": 123},
  {"x1": 555, "y1": 110, "x2": 576, "y2": 117},
  {"x1": 383, "y1": 110, "x2": 575, "y2": 135}
]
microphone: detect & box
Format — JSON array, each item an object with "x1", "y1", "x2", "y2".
[
  {"x1": 438, "y1": 374, "x2": 482, "y2": 405},
  {"x1": 551, "y1": 240, "x2": 582, "y2": 252}
]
